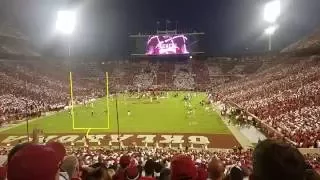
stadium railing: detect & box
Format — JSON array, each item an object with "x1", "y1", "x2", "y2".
[{"x1": 224, "y1": 101, "x2": 297, "y2": 146}]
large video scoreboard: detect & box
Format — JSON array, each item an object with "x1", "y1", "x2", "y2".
[{"x1": 129, "y1": 30, "x2": 204, "y2": 56}]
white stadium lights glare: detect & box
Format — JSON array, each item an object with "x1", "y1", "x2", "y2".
[
  {"x1": 264, "y1": 0, "x2": 281, "y2": 23},
  {"x1": 264, "y1": 25, "x2": 277, "y2": 35},
  {"x1": 56, "y1": 10, "x2": 77, "y2": 35}
]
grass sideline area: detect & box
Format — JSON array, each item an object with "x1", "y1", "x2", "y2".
[{"x1": 0, "y1": 92, "x2": 230, "y2": 135}]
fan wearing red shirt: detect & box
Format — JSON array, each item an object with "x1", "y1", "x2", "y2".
[{"x1": 114, "y1": 155, "x2": 131, "y2": 180}]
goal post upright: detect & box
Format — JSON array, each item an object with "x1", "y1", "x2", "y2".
[
  {"x1": 70, "y1": 71, "x2": 110, "y2": 133},
  {"x1": 69, "y1": 72, "x2": 75, "y2": 129},
  {"x1": 106, "y1": 72, "x2": 110, "y2": 129}
]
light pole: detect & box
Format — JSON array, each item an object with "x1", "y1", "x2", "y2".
[
  {"x1": 264, "y1": 25, "x2": 277, "y2": 51},
  {"x1": 55, "y1": 10, "x2": 77, "y2": 56},
  {"x1": 263, "y1": 0, "x2": 280, "y2": 51},
  {"x1": 55, "y1": 10, "x2": 77, "y2": 133}
]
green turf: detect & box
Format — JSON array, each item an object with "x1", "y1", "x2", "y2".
[{"x1": 0, "y1": 92, "x2": 230, "y2": 135}]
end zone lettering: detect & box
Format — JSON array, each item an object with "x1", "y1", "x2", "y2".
[
  {"x1": 0, "y1": 134, "x2": 210, "y2": 147},
  {"x1": 0, "y1": 133, "x2": 240, "y2": 148}
]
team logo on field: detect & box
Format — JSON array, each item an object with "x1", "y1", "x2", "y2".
[{"x1": 0, "y1": 133, "x2": 240, "y2": 148}]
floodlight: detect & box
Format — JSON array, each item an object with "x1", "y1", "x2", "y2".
[
  {"x1": 56, "y1": 10, "x2": 76, "y2": 35},
  {"x1": 264, "y1": 25, "x2": 277, "y2": 35},
  {"x1": 264, "y1": 0, "x2": 280, "y2": 23}
]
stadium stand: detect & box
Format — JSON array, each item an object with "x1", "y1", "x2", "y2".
[
  {"x1": 0, "y1": 140, "x2": 319, "y2": 180},
  {"x1": 282, "y1": 28, "x2": 320, "y2": 53},
  {"x1": 173, "y1": 63, "x2": 195, "y2": 90},
  {"x1": 192, "y1": 60, "x2": 210, "y2": 90},
  {"x1": 215, "y1": 57, "x2": 320, "y2": 148}
]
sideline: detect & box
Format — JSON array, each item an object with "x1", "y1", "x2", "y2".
[
  {"x1": 0, "y1": 116, "x2": 47, "y2": 133},
  {"x1": 0, "y1": 98, "x2": 102, "y2": 133},
  {"x1": 212, "y1": 103, "x2": 253, "y2": 148},
  {"x1": 0, "y1": 110, "x2": 66, "y2": 133}
]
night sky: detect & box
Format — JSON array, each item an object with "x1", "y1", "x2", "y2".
[{"x1": 3, "y1": 0, "x2": 320, "y2": 57}]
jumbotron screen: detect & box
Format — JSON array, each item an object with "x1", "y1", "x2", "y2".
[
  {"x1": 146, "y1": 34, "x2": 189, "y2": 55},
  {"x1": 129, "y1": 33, "x2": 203, "y2": 56}
]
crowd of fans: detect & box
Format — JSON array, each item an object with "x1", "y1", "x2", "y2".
[
  {"x1": 0, "y1": 61, "x2": 103, "y2": 125},
  {"x1": 281, "y1": 29, "x2": 320, "y2": 53},
  {"x1": 173, "y1": 64, "x2": 195, "y2": 90},
  {"x1": 0, "y1": 61, "x2": 66, "y2": 124},
  {"x1": 214, "y1": 57, "x2": 320, "y2": 148},
  {"x1": 132, "y1": 63, "x2": 158, "y2": 89},
  {"x1": 0, "y1": 139, "x2": 319, "y2": 180}
]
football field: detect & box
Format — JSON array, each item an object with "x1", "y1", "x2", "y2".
[
  {"x1": 0, "y1": 92, "x2": 242, "y2": 148},
  {"x1": 0, "y1": 92, "x2": 229, "y2": 135}
]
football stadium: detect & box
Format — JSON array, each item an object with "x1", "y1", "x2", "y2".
[{"x1": 0, "y1": 0, "x2": 320, "y2": 179}]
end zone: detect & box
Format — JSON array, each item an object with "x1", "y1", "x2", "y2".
[{"x1": 0, "y1": 133, "x2": 240, "y2": 149}]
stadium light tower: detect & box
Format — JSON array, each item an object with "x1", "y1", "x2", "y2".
[
  {"x1": 263, "y1": 1, "x2": 280, "y2": 51},
  {"x1": 265, "y1": 25, "x2": 277, "y2": 35},
  {"x1": 264, "y1": 0, "x2": 280, "y2": 23},
  {"x1": 55, "y1": 10, "x2": 77, "y2": 56},
  {"x1": 264, "y1": 25, "x2": 278, "y2": 51}
]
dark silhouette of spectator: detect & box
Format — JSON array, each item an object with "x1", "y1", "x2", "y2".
[
  {"x1": 154, "y1": 162, "x2": 163, "y2": 179},
  {"x1": 207, "y1": 158, "x2": 225, "y2": 180},
  {"x1": 159, "y1": 168, "x2": 170, "y2": 180},
  {"x1": 140, "y1": 159, "x2": 156, "y2": 180},
  {"x1": 252, "y1": 139, "x2": 306, "y2": 180},
  {"x1": 86, "y1": 165, "x2": 110, "y2": 180},
  {"x1": 228, "y1": 167, "x2": 243, "y2": 180}
]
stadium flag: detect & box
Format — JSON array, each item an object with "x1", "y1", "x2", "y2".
[
  {"x1": 156, "y1": 21, "x2": 160, "y2": 31},
  {"x1": 165, "y1": 19, "x2": 171, "y2": 31},
  {"x1": 175, "y1": 20, "x2": 178, "y2": 30}
]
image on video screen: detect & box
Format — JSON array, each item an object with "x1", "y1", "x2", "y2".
[{"x1": 145, "y1": 34, "x2": 189, "y2": 55}]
